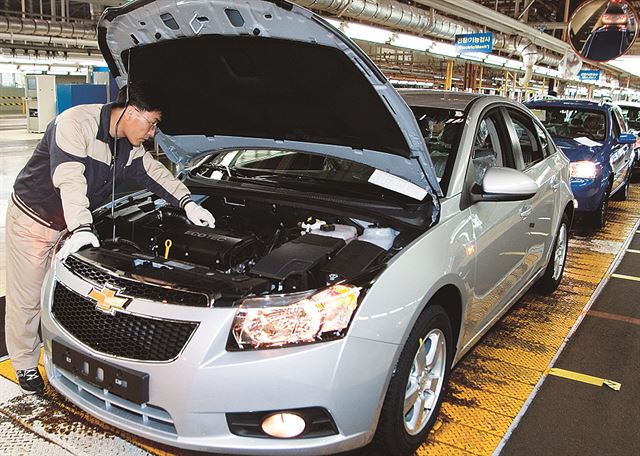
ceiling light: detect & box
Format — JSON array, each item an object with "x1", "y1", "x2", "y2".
[
  {"x1": 504, "y1": 59, "x2": 524, "y2": 69},
  {"x1": 343, "y1": 23, "x2": 393, "y2": 44},
  {"x1": 429, "y1": 42, "x2": 458, "y2": 57},
  {"x1": 484, "y1": 54, "x2": 507, "y2": 65},
  {"x1": 19, "y1": 64, "x2": 49, "y2": 72},
  {"x1": 461, "y1": 52, "x2": 486, "y2": 62},
  {"x1": 391, "y1": 33, "x2": 433, "y2": 51}
]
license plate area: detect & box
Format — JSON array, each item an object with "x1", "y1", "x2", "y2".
[{"x1": 52, "y1": 339, "x2": 149, "y2": 404}]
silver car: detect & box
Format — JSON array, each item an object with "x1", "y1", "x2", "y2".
[{"x1": 41, "y1": 0, "x2": 574, "y2": 455}]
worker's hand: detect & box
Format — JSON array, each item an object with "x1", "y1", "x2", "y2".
[
  {"x1": 185, "y1": 201, "x2": 216, "y2": 228},
  {"x1": 56, "y1": 231, "x2": 100, "y2": 261}
]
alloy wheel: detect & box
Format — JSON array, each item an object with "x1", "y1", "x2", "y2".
[
  {"x1": 552, "y1": 224, "x2": 568, "y2": 281},
  {"x1": 403, "y1": 329, "x2": 447, "y2": 436}
]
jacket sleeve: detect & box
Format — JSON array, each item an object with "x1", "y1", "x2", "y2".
[
  {"x1": 50, "y1": 116, "x2": 93, "y2": 232},
  {"x1": 125, "y1": 148, "x2": 192, "y2": 209}
]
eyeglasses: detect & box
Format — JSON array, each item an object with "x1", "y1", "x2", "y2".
[{"x1": 133, "y1": 107, "x2": 161, "y2": 132}]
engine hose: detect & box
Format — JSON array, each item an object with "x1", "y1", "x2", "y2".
[
  {"x1": 103, "y1": 237, "x2": 144, "y2": 252},
  {"x1": 159, "y1": 206, "x2": 191, "y2": 225}
]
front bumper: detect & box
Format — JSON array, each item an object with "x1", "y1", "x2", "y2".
[
  {"x1": 570, "y1": 177, "x2": 606, "y2": 212},
  {"x1": 41, "y1": 259, "x2": 399, "y2": 455}
]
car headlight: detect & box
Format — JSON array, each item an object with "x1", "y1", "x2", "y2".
[
  {"x1": 570, "y1": 161, "x2": 598, "y2": 179},
  {"x1": 230, "y1": 284, "x2": 361, "y2": 350}
]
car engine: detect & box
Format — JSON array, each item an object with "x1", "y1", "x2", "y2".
[{"x1": 81, "y1": 193, "x2": 409, "y2": 304}]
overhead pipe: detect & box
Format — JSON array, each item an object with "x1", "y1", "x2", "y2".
[
  {"x1": 0, "y1": 32, "x2": 98, "y2": 47},
  {"x1": 0, "y1": 15, "x2": 95, "y2": 39}
]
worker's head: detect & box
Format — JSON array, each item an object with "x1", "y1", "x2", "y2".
[{"x1": 115, "y1": 81, "x2": 164, "y2": 146}]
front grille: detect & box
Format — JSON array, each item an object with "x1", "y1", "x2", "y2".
[
  {"x1": 64, "y1": 256, "x2": 209, "y2": 307},
  {"x1": 52, "y1": 283, "x2": 198, "y2": 361}
]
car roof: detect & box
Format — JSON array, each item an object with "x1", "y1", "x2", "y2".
[
  {"x1": 525, "y1": 99, "x2": 611, "y2": 111},
  {"x1": 398, "y1": 89, "x2": 484, "y2": 110}
]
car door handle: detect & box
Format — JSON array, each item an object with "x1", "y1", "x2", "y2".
[
  {"x1": 520, "y1": 204, "x2": 533, "y2": 218},
  {"x1": 550, "y1": 175, "x2": 560, "y2": 190}
]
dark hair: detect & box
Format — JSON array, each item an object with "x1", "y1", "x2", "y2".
[{"x1": 115, "y1": 81, "x2": 165, "y2": 112}]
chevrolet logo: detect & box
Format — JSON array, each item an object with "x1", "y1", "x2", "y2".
[{"x1": 88, "y1": 286, "x2": 130, "y2": 315}]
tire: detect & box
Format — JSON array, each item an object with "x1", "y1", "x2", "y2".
[
  {"x1": 372, "y1": 305, "x2": 453, "y2": 456},
  {"x1": 535, "y1": 214, "x2": 569, "y2": 294},
  {"x1": 611, "y1": 173, "x2": 630, "y2": 201},
  {"x1": 588, "y1": 190, "x2": 609, "y2": 229}
]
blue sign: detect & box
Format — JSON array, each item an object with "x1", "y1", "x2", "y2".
[
  {"x1": 454, "y1": 32, "x2": 494, "y2": 53},
  {"x1": 578, "y1": 70, "x2": 601, "y2": 81}
]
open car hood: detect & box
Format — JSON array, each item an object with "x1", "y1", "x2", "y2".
[{"x1": 98, "y1": 0, "x2": 441, "y2": 199}]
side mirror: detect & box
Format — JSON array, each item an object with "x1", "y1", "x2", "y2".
[
  {"x1": 471, "y1": 167, "x2": 538, "y2": 203},
  {"x1": 617, "y1": 133, "x2": 637, "y2": 145}
]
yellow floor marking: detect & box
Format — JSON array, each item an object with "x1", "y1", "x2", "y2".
[
  {"x1": 610, "y1": 273, "x2": 640, "y2": 282},
  {"x1": 419, "y1": 186, "x2": 640, "y2": 455},
  {"x1": 0, "y1": 348, "x2": 47, "y2": 384},
  {"x1": 546, "y1": 368, "x2": 621, "y2": 391}
]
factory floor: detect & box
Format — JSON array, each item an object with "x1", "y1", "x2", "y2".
[{"x1": 0, "y1": 114, "x2": 638, "y2": 455}]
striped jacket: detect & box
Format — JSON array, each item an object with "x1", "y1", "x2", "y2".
[{"x1": 12, "y1": 103, "x2": 191, "y2": 232}]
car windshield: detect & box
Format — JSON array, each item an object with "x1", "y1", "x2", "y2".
[
  {"x1": 194, "y1": 149, "x2": 425, "y2": 203},
  {"x1": 620, "y1": 106, "x2": 640, "y2": 130},
  {"x1": 409, "y1": 107, "x2": 466, "y2": 192},
  {"x1": 530, "y1": 107, "x2": 607, "y2": 142}
]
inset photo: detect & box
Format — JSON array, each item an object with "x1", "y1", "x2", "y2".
[{"x1": 569, "y1": 0, "x2": 638, "y2": 62}]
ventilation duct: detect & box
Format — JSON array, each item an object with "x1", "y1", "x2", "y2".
[{"x1": 0, "y1": 16, "x2": 95, "y2": 39}]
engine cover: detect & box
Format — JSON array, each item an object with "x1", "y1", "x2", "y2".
[{"x1": 157, "y1": 226, "x2": 258, "y2": 270}]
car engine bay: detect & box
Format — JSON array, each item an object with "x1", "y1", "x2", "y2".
[{"x1": 75, "y1": 192, "x2": 418, "y2": 306}]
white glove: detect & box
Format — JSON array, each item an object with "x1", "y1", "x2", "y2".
[
  {"x1": 185, "y1": 201, "x2": 216, "y2": 227},
  {"x1": 56, "y1": 231, "x2": 100, "y2": 261}
]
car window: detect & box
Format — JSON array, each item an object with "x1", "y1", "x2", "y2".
[
  {"x1": 507, "y1": 109, "x2": 544, "y2": 168},
  {"x1": 532, "y1": 107, "x2": 607, "y2": 142},
  {"x1": 612, "y1": 107, "x2": 628, "y2": 134},
  {"x1": 409, "y1": 106, "x2": 466, "y2": 194},
  {"x1": 619, "y1": 106, "x2": 640, "y2": 130},
  {"x1": 611, "y1": 109, "x2": 622, "y2": 137},
  {"x1": 470, "y1": 112, "x2": 510, "y2": 186},
  {"x1": 534, "y1": 123, "x2": 553, "y2": 157}
]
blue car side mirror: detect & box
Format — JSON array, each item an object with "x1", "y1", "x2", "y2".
[{"x1": 617, "y1": 133, "x2": 637, "y2": 144}]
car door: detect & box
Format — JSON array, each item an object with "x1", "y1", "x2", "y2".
[
  {"x1": 464, "y1": 107, "x2": 536, "y2": 335},
  {"x1": 504, "y1": 107, "x2": 557, "y2": 276},
  {"x1": 610, "y1": 106, "x2": 633, "y2": 190}
]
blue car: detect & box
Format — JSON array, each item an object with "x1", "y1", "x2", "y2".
[{"x1": 525, "y1": 99, "x2": 636, "y2": 228}]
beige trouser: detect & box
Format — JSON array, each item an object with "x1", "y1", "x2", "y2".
[{"x1": 5, "y1": 198, "x2": 62, "y2": 371}]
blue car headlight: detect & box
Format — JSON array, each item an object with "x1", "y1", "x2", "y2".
[
  {"x1": 570, "y1": 161, "x2": 598, "y2": 179},
  {"x1": 230, "y1": 284, "x2": 361, "y2": 350}
]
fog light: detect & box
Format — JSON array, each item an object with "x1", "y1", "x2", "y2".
[{"x1": 261, "y1": 412, "x2": 306, "y2": 438}]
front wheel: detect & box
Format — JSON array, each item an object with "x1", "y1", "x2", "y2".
[
  {"x1": 535, "y1": 214, "x2": 569, "y2": 294},
  {"x1": 588, "y1": 190, "x2": 609, "y2": 229},
  {"x1": 372, "y1": 305, "x2": 453, "y2": 456}
]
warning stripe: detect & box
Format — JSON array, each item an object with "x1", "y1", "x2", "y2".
[{"x1": 0, "y1": 103, "x2": 22, "y2": 106}]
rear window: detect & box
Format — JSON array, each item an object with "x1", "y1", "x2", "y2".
[
  {"x1": 530, "y1": 107, "x2": 607, "y2": 142},
  {"x1": 409, "y1": 107, "x2": 466, "y2": 193}
]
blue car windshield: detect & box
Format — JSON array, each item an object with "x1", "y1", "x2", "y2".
[{"x1": 530, "y1": 108, "x2": 607, "y2": 142}]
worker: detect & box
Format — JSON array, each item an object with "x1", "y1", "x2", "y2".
[{"x1": 5, "y1": 81, "x2": 215, "y2": 393}]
